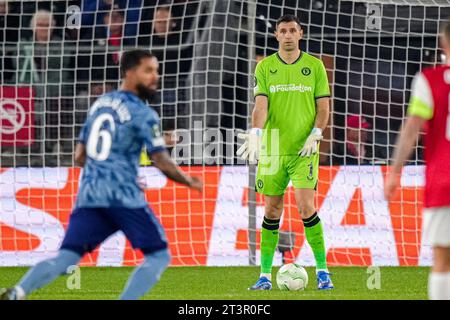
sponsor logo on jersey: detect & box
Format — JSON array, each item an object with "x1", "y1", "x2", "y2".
[
  {"x1": 269, "y1": 83, "x2": 312, "y2": 93},
  {"x1": 0, "y1": 165, "x2": 433, "y2": 267}
]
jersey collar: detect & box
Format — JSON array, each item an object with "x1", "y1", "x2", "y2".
[
  {"x1": 276, "y1": 51, "x2": 303, "y2": 65},
  {"x1": 118, "y1": 90, "x2": 143, "y2": 103}
]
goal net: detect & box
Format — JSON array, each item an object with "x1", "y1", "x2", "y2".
[{"x1": 0, "y1": 0, "x2": 449, "y2": 267}]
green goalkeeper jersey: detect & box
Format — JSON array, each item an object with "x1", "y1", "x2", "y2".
[{"x1": 253, "y1": 51, "x2": 330, "y2": 156}]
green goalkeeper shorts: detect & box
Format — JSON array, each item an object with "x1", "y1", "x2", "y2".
[{"x1": 255, "y1": 153, "x2": 319, "y2": 195}]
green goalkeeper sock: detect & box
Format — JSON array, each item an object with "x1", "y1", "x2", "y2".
[
  {"x1": 260, "y1": 217, "x2": 280, "y2": 276},
  {"x1": 303, "y1": 212, "x2": 327, "y2": 271}
]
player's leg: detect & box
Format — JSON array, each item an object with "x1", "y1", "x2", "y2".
[
  {"x1": 290, "y1": 154, "x2": 333, "y2": 290},
  {"x1": 250, "y1": 155, "x2": 289, "y2": 290},
  {"x1": 424, "y1": 207, "x2": 450, "y2": 300},
  {"x1": 108, "y1": 207, "x2": 170, "y2": 300},
  {"x1": 248, "y1": 195, "x2": 284, "y2": 291},
  {"x1": 429, "y1": 247, "x2": 450, "y2": 300},
  {"x1": 0, "y1": 208, "x2": 119, "y2": 300},
  {"x1": 258, "y1": 195, "x2": 284, "y2": 286},
  {"x1": 0, "y1": 249, "x2": 81, "y2": 300},
  {"x1": 119, "y1": 248, "x2": 170, "y2": 300},
  {"x1": 294, "y1": 188, "x2": 332, "y2": 289}
]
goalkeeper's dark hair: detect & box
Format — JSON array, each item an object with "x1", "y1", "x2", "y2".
[
  {"x1": 120, "y1": 49, "x2": 155, "y2": 78},
  {"x1": 276, "y1": 14, "x2": 302, "y2": 29}
]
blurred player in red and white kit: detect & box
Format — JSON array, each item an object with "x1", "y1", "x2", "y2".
[{"x1": 385, "y1": 21, "x2": 450, "y2": 300}]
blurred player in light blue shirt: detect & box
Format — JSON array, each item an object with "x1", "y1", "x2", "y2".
[
  {"x1": 75, "y1": 90, "x2": 165, "y2": 208},
  {"x1": 1, "y1": 50, "x2": 203, "y2": 300}
]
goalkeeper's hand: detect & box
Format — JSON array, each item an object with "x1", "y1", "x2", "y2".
[
  {"x1": 299, "y1": 128, "x2": 323, "y2": 157},
  {"x1": 236, "y1": 128, "x2": 263, "y2": 164}
]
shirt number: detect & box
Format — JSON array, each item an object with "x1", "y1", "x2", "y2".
[{"x1": 86, "y1": 114, "x2": 116, "y2": 161}]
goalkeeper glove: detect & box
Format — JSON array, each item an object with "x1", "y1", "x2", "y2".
[
  {"x1": 236, "y1": 128, "x2": 263, "y2": 164},
  {"x1": 299, "y1": 127, "x2": 323, "y2": 157}
]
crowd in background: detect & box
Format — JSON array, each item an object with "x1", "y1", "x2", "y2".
[
  {"x1": 0, "y1": 0, "x2": 195, "y2": 166},
  {"x1": 0, "y1": 0, "x2": 434, "y2": 166}
]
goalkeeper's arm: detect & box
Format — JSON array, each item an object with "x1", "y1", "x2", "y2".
[
  {"x1": 252, "y1": 95, "x2": 268, "y2": 128},
  {"x1": 299, "y1": 97, "x2": 330, "y2": 157},
  {"x1": 236, "y1": 96, "x2": 268, "y2": 162},
  {"x1": 314, "y1": 97, "x2": 330, "y2": 131}
]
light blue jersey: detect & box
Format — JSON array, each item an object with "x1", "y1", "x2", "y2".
[{"x1": 75, "y1": 90, "x2": 166, "y2": 208}]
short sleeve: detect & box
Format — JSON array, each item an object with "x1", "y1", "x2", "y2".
[
  {"x1": 253, "y1": 61, "x2": 268, "y2": 98},
  {"x1": 407, "y1": 72, "x2": 434, "y2": 120},
  {"x1": 314, "y1": 61, "x2": 331, "y2": 99},
  {"x1": 138, "y1": 111, "x2": 166, "y2": 155}
]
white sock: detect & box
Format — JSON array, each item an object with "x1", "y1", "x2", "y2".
[
  {"x1": 14, "y1": 286, "x2": 26, "y2": 300},
  {"x1": 428, "y1": 272, "x2": 450, "y2": 300},
  {"x1": 260, "y1": 273, "x2": 271, "y2": 281}
]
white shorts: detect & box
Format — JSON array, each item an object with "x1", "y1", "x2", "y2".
[{"x1": 423, "y1": 206, "x2": 450, "y2": 247}]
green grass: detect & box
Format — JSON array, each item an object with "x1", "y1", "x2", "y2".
[{"x1": 0, "y1": 266, "x2": 429, "y2": 300}]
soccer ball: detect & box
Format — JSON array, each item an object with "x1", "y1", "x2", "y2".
[{"x1": 276, "y1": 263, "x2": 309, "y2": 291}]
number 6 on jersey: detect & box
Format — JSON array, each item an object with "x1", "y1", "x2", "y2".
[{"x1": 86, "y1": 113, "x2": 116, "y2": 161}]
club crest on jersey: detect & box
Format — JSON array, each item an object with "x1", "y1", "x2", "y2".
[
  {"x1": 257, "y1": 179, "x2": 264, "y2": 189},
  {"x1": 301, "y1": 67, "x2": 311, "y2": 76}
]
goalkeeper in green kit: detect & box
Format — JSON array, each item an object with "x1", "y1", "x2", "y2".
[{"x1": 237, "y1": 14, "x2": 333, "y2": 290}]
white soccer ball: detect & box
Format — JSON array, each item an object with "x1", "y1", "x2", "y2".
[{"x1": 276, "y1": 263, "x2": 309, "y2": 291}]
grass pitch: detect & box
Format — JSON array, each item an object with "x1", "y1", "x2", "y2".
[{"x1": 0, "y1": 266, "x2": 429, "y2": 300}]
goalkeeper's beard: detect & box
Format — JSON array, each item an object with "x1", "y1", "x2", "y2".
[{"x1": 136, "y1": 84, "x2": 157, "y2": 103}]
